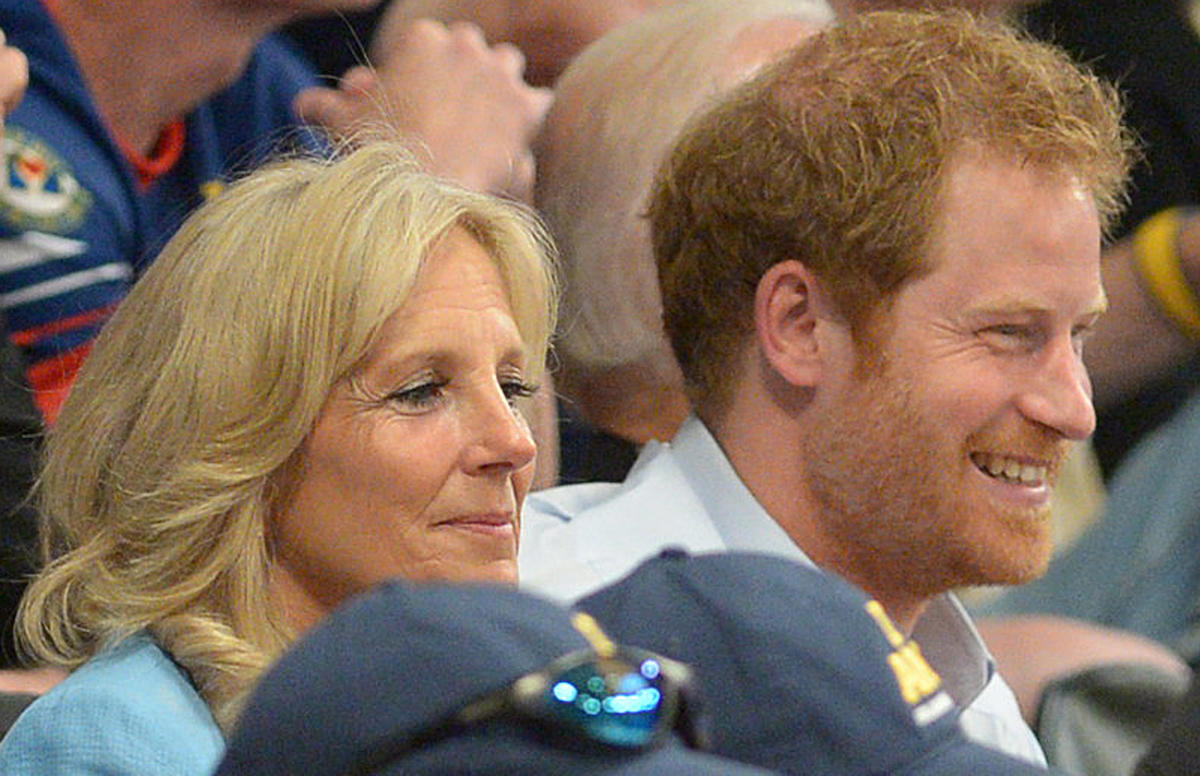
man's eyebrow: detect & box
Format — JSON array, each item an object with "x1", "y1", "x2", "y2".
[{"x1": 965, "y1": 292, "x2": 1108, "y2": 318}]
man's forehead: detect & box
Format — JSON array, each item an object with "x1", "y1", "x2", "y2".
[
  {"x1": 903, "y1": 149, "x2": 1105, "y2": 310},
  {"x1": 940, "y1": 143, "x2": 1092, "y2": 194},
  {"x1": 933, "y1": 148, "x2": 1099, "y2": 237}
]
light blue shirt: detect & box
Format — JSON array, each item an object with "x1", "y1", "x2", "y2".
[
  {"x1": 0, "y1": 632, "x2": 225, "y2": 775},
  {"x1": 521, "y1": 415, "x2": 1047, "y2": 767}
]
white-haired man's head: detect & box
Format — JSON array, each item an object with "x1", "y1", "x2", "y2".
[{"x1": 536, "y1": 0, "x2": 832, "y2": 444}]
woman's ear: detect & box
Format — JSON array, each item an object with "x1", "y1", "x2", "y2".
[{"x1": 753, "y1": 260, "x2": 827, "y2": 388}]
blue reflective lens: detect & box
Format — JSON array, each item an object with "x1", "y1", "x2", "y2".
[
  {"x1": 552, "y1": 681, "x2": 578, "y2": 703},
  {"x1": 543, "y1": 661, "x2": 665, "y2": 747}
]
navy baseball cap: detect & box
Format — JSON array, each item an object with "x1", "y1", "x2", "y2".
[
  {"x1": 579, "y1": 551, "x2": 1056, "y2": 776},
  {"x1": 216, "y1": 580, "x2": 778, "y2": 776}
]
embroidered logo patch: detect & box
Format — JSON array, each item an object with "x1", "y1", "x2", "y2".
[
  {"x1": 0, "y1": 127, "x2": 93, "y2": 233},
  {"x1": 864, "y1": 599, "x2": 956, "y2": 726}
]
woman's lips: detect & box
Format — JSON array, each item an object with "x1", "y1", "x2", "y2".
[{"x1": 435, "y1": 513, "x2": 517, "y2": 536}]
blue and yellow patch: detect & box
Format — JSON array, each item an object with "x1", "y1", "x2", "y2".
[
  {"x1": 865, "y1": 600, "x2": 956, "y2": 726},
  {"x1": 0, "y1": 127, "x2": 93, "y2": 233}
]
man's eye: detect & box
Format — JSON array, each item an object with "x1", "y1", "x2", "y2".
[
  {"x1": 1071, "y1": 323, "x2": 1096, "y2": 345},
  {"x1": 1069, "y1": 325, "x2": 1097, "y2": 356},
  {"x1": 988, "y1": 324, "x2": 1027, "y2": 338},
  {"x1": 979, "y1": 324, "x2": 1042, "y2": 352}
]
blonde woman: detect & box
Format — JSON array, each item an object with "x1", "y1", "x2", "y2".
[{"x1": 0, "y1": 142, "x2": 556, "y2": 774}]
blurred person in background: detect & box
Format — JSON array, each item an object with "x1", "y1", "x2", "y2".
[
  {"x1": 0, "y1": 0, "x2": 548, "y2": 424},
  {"x1": 533, "y1": 0, "x2": 832, "y2": 483}
]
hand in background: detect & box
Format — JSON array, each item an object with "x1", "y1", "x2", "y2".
[
  {"x1": 375, "y1": 0, "x2": 675, "y2": 87},
  {"x1": 0, "y1": 28, "x2": 27, "y2": 124},
  {"x1": 294, "y1": 19, "x2": 550, "y2": 202}
]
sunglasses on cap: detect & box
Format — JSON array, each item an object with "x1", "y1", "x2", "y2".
[{"x1": 347, "y1": 613, "x2": 707, "y2": 775}]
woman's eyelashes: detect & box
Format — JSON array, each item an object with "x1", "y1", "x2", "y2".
[
  {"x1": 386, "y1": 377, "x2": 449, "y2": 412},
  {"x1": 500, "y1": 379, "x2": 538, "y2": 407},
  {"x1": 382, "y1": 373, "x2": 536, "y2": 413}
]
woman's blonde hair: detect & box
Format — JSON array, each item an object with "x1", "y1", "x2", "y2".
[{"x1": 16, "y1": 142, "x2": 557, "y2": 731}]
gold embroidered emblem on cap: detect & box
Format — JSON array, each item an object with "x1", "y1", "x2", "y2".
[
  {"x1": 865, "y1": 600, "x2": 944, "y2": 706},
  {"x1": 570, "y1": 611, "x2": 618, "y2": 658}
]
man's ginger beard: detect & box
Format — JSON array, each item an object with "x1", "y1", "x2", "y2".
[{"x1": 800, "y1": 335, "x2": 1070, "y2": 605}]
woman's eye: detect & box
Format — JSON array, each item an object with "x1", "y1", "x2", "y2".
[
  {"x1": 501, "y1": 380, "x2": 538, "y2": 407},
  {"x1": 387, "y1": 380, "x2": 447, "y2": 411}
]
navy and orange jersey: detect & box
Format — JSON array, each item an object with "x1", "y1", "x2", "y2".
[{"x1": 0, "y1": 0, "x2": 321, "y2": 421}]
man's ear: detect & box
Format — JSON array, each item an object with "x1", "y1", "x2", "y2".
[{"x1": 754, "y1": 260, "x2": 826, "y2": 387}]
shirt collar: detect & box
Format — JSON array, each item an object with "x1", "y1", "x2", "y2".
[{"x1": 670, "y1": 415, "x2": 814, "y2": 565}]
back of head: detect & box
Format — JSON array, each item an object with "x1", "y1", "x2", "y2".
[
  {"x1": 20, "y1": 141, "x2": 556, "y2": 730},
  {"x1": 536, "y1": 0, "x2": 832, "y2": 440},
  {"x1": 650, "y1": 9, "x2": 1133, "y2": 418}
]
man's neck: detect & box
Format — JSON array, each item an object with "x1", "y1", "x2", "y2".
[
  {"x1": 53, "y1": 0, "x2": 291, "y2": 155},
  {"x1": 806, "y1": 540, "x2": 932, "y2": 634},
  {"x1": 711, "y1": 371, "x2": 932, "y2": 635}
]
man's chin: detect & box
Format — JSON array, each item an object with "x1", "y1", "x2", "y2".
[
  {"x1": 951, "y1": 516, "x2": 1054, "y2": 589},
  {"x1": 970, "y1": 539, "x2": 1054, "y2": 588}
]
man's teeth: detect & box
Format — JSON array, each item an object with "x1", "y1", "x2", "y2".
[{"x1": 972, "y1": 453, "x2": 1047, "y2": 485}]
